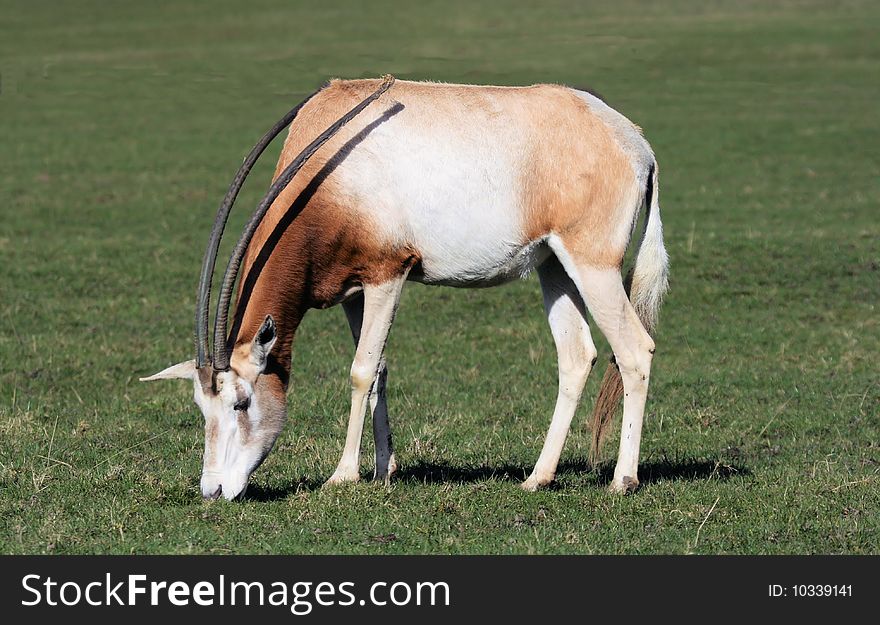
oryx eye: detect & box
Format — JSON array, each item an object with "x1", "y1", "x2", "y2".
[{"x1": 233, "y1": 397, "x2": 250, "y2": 412}]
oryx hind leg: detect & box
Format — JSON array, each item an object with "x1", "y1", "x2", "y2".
[
  {"x1": 343, "y1": 293, "x2": 398, "y2": 482},
  {"x1": 522, "y1": 254, "x2": 598, "y2": 491},
  {"x1": 552, "y1": 248, "x2": 655, "y2": 494},
  {"x1": 325, "y1": 271, "x2": 409, "y2": 486}
]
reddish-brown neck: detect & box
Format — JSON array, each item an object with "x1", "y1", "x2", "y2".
[{"x1": 230, "y1": 224, "x2": 313, "y2": 389}]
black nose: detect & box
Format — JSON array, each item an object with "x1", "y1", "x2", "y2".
[{"x1": 203, "y1": 486, "x2": 222, "y2": 500}]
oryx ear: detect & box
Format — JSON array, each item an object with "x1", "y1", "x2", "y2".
[
  {"x1": 140, "y1": 359, "x2": 197, "y2": 382},
  {"x1": 249, "y1": 315, "x2": 277, "y2": 372}
]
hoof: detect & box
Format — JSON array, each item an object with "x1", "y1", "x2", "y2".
[
  {"x1": 521, "y1": 473, "x2": 554, "y2": 492},
  {"x1": 608, "y1": 475, "x2": 640, "y2": 494},
  {"x1": 373, "y1": 454, "x2": 398, "y2": 483},
  {"x1": 387, "y1": 454, "x2": 398, "y2": 478},
  {"x1": 323, "y1": 471, "x2": 360, "y2": 488}
]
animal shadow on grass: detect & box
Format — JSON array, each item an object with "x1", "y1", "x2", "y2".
[
  {"x1": 395, "y1": 457, "x2": 749, "y2": 488},
  {"x1": 239, "y1": 458, "x2": 749, "y2": 501},
  {"x1": 395, "y1": 460, "x2": 539, "y2": 485},
  {"x1": 594, "y1": 457, "x2": 750, "y2": 487},
  {"x1": 244, "y1": 477, "x2": 325, "y2": 502}
]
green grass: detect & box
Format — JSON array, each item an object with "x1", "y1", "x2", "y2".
[{"x1": 0, "y1": 0, "x2": 877, "y2": 554}]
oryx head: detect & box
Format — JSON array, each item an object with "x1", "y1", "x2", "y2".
[{"x1": 141, "y1": 316, "x2": 286, "y2": 500}]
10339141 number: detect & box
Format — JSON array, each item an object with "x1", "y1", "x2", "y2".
[{"x1": 768, "y1": 585, "x2": 853, "y2": 597}]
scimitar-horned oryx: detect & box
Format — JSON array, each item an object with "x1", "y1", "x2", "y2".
[{"x1": 142, "y1": 76, "x2": 669, "y2": 500}]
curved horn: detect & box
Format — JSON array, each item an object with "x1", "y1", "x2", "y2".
[
  {"x1": 212, "y1": 75, "x2": 396, "y2": 371},
  {"x1": 194, "y1": 89, "x2": 321, "y2": 368}
]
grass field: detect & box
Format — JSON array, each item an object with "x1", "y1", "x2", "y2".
[{"x1": 0, "y1": 0, "x2": 877, "y2": 554}]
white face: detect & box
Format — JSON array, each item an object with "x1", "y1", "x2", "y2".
[
  {"x1": 192, "y1": 367, "x2": 285, "y2": 500},
  {"x1": 141, "y1": 315, "x2": 284, "y2": 501}
]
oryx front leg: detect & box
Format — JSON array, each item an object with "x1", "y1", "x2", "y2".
[
  {"x1": 343, "y1": 294, "x2": 397, "y2": 482},
  {"x1": 576, "y1": 266, "x2": 655, "y2": 494},
  {"x1": 326, "y1": 274, "x2": 408, "y2": 486},
  {"x1": 523, "y1": 256, "x2": 597, "y2": 491}
]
